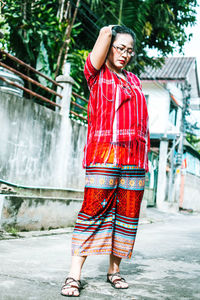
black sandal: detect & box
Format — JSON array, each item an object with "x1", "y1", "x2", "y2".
[
  {"x1": 107, "y1": 272, "x2": 129, "y2": 289},
  {"x1": 61, "y1": 277, "x2": 82, "y2": 297}
]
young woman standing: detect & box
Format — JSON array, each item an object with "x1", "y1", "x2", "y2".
[{"x1": 61, "y1": 25, "x2": 150, "y2": 297}]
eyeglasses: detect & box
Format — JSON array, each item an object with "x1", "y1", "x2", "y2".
[{"x1": 112, "y1": 45, "x2": 135, "y2": 57}]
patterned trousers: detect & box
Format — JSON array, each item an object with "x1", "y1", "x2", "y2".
[{"x1": 71, "y1": 163, "x2": 145, "y2": 259}]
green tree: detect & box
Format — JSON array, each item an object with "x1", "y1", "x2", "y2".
[
  {"x1": 0, "y1": 0, "x2": 198, "y2": 98},
  {"x1": 0, "y1": 0, "x2": 86, "y2": 98},
  {"x1": 79, "y1": 0, "x2": 198, "y2": 73},
  {"x1": 1, "y1": 1, "x2": 67, "y2": 74},
  {"x1": 186, "y1": 132, "x2": 200, "y2": 153}
]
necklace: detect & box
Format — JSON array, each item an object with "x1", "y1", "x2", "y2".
[
  {"x1": 114, "y1": 72, "x2": 132, "y2": 96},
  {"x1": 108, "y1": 67, "x2": 126, "y2": 80},
  {"x1": 100, "y1": 69, "x2": 132, "y2": 102}
]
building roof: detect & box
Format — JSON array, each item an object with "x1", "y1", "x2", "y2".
[{"x1": 140, "y1": 57, "x2": 196, "y2": 80}]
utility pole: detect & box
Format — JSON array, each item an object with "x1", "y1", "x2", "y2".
[
  {"x1": 175, "y1": 80, "x2": 191, "y2": 204},
  {"x1": 168, "y1": 138, "x2": 176, "y2": 203},
  {"x1": 179, "y1": 81, "x2": 191, "y2": 160}
]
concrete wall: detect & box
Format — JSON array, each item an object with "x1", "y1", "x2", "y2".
[
  {"x1": 181, "y1": 172, "x2": 200, "y2": 212},
  {"x1": 0, "y1": 91, "x2": 87, "y2": 190},
  {"x1": 0, "y1": 194, "x2": 83, "y2": 230},
  {"x1": 0, "y1": 191, "x2": 148, "y2": 230},
  {"x1": 185, "y1": 152, "x2": 200, "y2": 177}
]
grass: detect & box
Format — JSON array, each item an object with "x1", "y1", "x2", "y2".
[{"x1": 5, "y1": 226, "x2": 19, "y2": 237}]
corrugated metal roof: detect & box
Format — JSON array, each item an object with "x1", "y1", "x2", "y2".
[{"x1": 140, "y1": 57, "x2": 196, "y2": 80}]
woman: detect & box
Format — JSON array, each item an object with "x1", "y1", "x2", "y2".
[{"x1": 61, "y1": 25, "x2": 150, "y2": 297}]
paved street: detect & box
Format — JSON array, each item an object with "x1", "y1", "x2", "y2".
[{"x1": 0, "y1": 208, "x2": 200, "y2": 300}]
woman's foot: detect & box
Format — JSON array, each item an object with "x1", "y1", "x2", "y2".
[
  {"x1": 61, "y1": 277, "x2": 81, "y2": 297},
  {"x1": 107, "y1": 272, "x2": 129, "y2": 289}
]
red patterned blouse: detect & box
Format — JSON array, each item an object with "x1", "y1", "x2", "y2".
[{"x1": 83, "y1": 53, "x2": 150, "y2": 172}]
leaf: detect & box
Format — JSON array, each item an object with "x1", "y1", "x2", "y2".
[{"x1": 36, "y1": 40, "x2": 52, "y2": 86}]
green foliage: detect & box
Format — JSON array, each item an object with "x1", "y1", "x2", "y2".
[
  {"x1": 36, "y1": 41, "x2": 52, "y2": 87},
  {"x1": 1, "y1": 0, "x2": 86, "y2": 105},
  {"x1": 186, "y1": 133, "x2": 200, "y2": 152},
  {"x1": 1, "y1": 0, "x2": 66, "y2": 72},
  {"x1": 0, "y1": 14, "x2": 10, "y2": 49},
  {"x1": 68, "y1": 49, "x2": 90, "y2": 96},
  {"x1": 68, "y1": 49, "x2": 89, "y2": 124},
  {"x1": 0, "y1": 0, "x2": 198, "y2": 102},
  {"x1": 5, "y1": 226, "x2": 19, "y2": 237},
  {"x1": 81, "y1": 0, "x2": 198, "y2": 74}
]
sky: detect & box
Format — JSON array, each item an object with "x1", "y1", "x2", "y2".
[
  {"x1": 175, "y1": 2, "x2": 200, "y2": 131},
  {"x1": 177, "y1": 2, "x2": 200, "y2": 76}
]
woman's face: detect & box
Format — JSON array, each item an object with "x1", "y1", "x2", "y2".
[{"x1": 106, "y1": 33, "x2": 134, "y2": 72}]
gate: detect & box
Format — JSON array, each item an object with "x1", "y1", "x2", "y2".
[{"x1": 144, "y1": 151, "x2": 158, "y2": 207}]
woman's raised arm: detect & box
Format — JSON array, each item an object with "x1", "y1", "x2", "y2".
[{"x1": 90, "y1": 26, "x2": 114, "y2": 70}]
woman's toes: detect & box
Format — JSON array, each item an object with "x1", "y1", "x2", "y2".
[
  {"x1": 122, "y1": 282, "x2": 128, "y2": 288},
  {"x1": 61, "y1": 278, "x2": 81, "y2": 297},
  {"x1": 116, "y1": 280, "x2": 128, "y2": 288},
  {"x1": 74, "y1": 290, "x2": 79, "y2": 296},
  {"x1": 62, "y1": 287, "x2": 79, "y2": 296},
  {"x1": 108, "y1": 274, "x2": 128, "y2": 289}
]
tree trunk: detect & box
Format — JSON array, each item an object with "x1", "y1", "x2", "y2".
[
  {"x1": 54, "y1": 0, "x2": 80, "y2": 78},
  {"x1": 0, "y1": 0, "x2": 6, "y2": 11},
  {"x1": 21, "y1": 0, "x2": 33, "y2": 95},
  {"x1": 57, "y1": 0, "x2": 66, "y2": 23},
  {"x1": 61, "y1": 0, "x2": 80, "y2": 73}
]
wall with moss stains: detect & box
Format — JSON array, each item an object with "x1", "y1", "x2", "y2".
[{"x1": 0, "y1": 91, "x2": 87, "y2": 189}]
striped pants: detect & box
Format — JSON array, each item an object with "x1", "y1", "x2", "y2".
[{"x1": 71, "y1": 163, "x2": 145, "y2": 259}]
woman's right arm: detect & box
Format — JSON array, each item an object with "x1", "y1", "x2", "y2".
[{"x1": 90, "y1": 26, "x2": 113, "y2": 71}]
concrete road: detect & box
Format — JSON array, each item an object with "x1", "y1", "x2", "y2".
[{"x1": 0, "y1": 209, "x2": 200, "y2": 300}]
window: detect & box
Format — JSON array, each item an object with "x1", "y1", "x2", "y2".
[
  {"x1": 144, "y1": 95, "x2": 149, "y2": 107},
  {"x1": 169, "y1": 101, "x2": 177, "y2": 126}
]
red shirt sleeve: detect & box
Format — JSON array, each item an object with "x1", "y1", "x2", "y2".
[{"x1": 84, "y1": 53, "x2": 99, "y2": 90}]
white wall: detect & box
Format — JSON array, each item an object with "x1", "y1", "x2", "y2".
[
  {"x1": 187, "y1": 62, "x2": 199, "y2": 99},
  {"x1": 181, "y1": 172, "x2": 200, "y2": 212},
  {"x1": 166, "y1": 82, "x2": 182, "y2": 135},
  {"x1": 142, "y1": 82, "x2": 170, "y2": 134},
  {"x1": 142, "y1": 81, "x2": 182, "y2": 136}
]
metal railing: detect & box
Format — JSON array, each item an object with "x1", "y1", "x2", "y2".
[
  {"x1": 0, "y1": 49, "x2": 88, "y2": 122},
  {"x1": 0, "y1": 49, "x2": 62, "y2": 108},
  {"x1": 71, "y1": 91, "x2": 88, "y2": 122}
]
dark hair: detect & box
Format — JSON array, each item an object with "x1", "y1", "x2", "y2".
[
  {"x1": 109, "y1": 25, "x2": 136, "y2": 64},
  {"x1": 111, "y1": 25, "x2": 136, "y2": 47}
]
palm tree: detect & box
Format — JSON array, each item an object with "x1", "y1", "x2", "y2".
[{"x1": 79, "y1": 0, "x2": 197, "y2": 74}]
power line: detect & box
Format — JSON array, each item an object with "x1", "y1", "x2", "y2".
[
  {"x1": 76, "y1": 19, "x2": 97, "y2": 42},
  {"x1": 99, "y1": 0, "x2": 126, "y2": 27},
  {"x1": 71, "y1": 0, "x2": 101, "y2": 30},
  {"x1": 80, "y1": 1, "x2": 104, "y2": 28},
  {"x1": 70, "y1": 1, "x2": 101, "y2": 43},
  {"x1": 72, "y1": 1, "x2": 183, "y2": 104}
]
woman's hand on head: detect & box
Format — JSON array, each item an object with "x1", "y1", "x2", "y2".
[
  {"x1": 100, "y1": 25, "x2": 116, "y2": 35},
  {"x1": 90, "y1": 25, "x2": 116, "y2": 70}
]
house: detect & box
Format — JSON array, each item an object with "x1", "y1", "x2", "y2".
[
  {"x1": 179, "y1": 140, "x2": 200, "y2": 212},
  {"x1": 140, "y1": 57, "x2": 200, "y2": 211}
]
